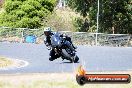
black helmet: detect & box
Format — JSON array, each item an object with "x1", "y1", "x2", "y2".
[{"x1": 44, "y1": 27, "x2": 52, "y2": 36}]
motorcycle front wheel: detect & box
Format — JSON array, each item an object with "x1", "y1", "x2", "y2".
[{"x1": 70, "y1": 55, "x2": 79, "y2": 63}]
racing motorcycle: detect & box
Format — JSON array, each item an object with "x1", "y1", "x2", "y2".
[{"x1": 49, "y1": 32, "x2": 79, "y2": 63}]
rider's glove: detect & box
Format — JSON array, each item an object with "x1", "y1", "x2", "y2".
[
  {"x1": 47, "y1": 46, "x2": 51, "y2": 50},
  {"x1": 45, "y1": 43, "x2": 51, "y2": 50}
]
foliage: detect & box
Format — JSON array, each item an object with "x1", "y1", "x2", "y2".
[
  {"x1": 68, "y1": 0, "x2": 132, "y2": 34},
  {"x1": 0, "y1": 0, "x2": 57, "y2": 28},
  {"x1": 67, "y1": 0, "x2": 95, "y2": 17},
  {"x1": 99, "y1": 0, "x2": 132, "y2": 34},
  {"x1": 73, "y1": 17, "x2": 89, "y2": 32},
  {"x1": 43, "y1": 8, "x2": 77, "y2": 31}
]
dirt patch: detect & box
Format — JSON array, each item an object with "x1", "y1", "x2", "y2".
[
  {"x1": 0, "y1": 57, "x2": 13, "y2": 67},
  {"x1": 0, "y1": 57, "x2": 29, "y2": 70}
]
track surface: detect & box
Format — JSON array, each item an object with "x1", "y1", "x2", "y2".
[{"x1": 0, "y1": 43, "x2": 132, "y2": 73}]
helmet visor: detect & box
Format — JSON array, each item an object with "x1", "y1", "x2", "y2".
[{"x1": 44, "y1": 31, "x2": 50, "y2": 36}]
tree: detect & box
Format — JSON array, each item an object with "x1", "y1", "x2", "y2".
[
  {"x1": 68, "y1": 0, "x2": 132, "y2": 34},
  {"x1": 68, "y1": 0, "x2": 95, "y2": 17},
  {"x1": 73, "y1": 17, "x2": 89, "y2": 32},
  {"x1": 0, "y1": 0, "x2": 57, "y2": 28},
  {"x1": 67, "y1": 0, "x2": 96, "y2": 32},
  {"x1": 99, "y1": 0, "x2": 132, "y2": 34}
]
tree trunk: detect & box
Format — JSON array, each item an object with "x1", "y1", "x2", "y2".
[{"x1": 112, "y1": 26, "x2": 115, "y2": 34}]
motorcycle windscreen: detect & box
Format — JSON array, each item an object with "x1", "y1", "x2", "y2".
[{"x1": 51, "y1": 34, "x2": 61, "y2": 47}]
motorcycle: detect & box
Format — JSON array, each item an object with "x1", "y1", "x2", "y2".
[{"x1": 49, "y1": 32, "x2": 79, "y2": 63}]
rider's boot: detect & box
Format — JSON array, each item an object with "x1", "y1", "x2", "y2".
[{"x1": 49, "y1": 56, "x2": 56, "y2": 61}]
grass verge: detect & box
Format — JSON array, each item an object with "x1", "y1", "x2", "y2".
[{"x1": 0, "y1": 72, "x2": 131, "y2": 88}]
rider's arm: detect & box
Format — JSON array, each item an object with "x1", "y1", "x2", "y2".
[
  {"x1": 44, "y1": 36, "x2": 52, "y2": 50},
  {"x1": 44, "y1": 36, "x2": 51, "y2": 45},
  {"x1": 65, "y1": 36, "x2": 72, "y2": 43},
  {"x1": 44, "y1": 37, "x2": 48, "y2": 46}
]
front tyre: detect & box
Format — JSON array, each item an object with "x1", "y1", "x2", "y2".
[
  {"x1": 70, "y1": 55, "x2": 79, "y2": 63},
  {"x1": 74, "y1": 55, "x2": 79, "y2": 63}
]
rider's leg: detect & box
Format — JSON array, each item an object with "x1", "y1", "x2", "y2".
[
  {"x1": 49, "y1": 49, "x2": 56, "y2": 61},
  {"x1": 49, "y1": 49, "x2": 60, "y2": 61},
  {"x1": 66, "y1": 37, "x2": 76, "y2": 49}
]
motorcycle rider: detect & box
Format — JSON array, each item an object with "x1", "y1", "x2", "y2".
[{"x1": 43, "y1": 27, "x2": 76, "y2": 61}]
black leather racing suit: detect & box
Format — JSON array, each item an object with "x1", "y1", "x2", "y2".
[{"x1": 44, "y1": 33, "x2": 75, "y2": 61}]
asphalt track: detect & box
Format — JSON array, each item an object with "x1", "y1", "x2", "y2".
[{"x1": 0, "y1": 43, "x2": 132, "y2": 73}]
